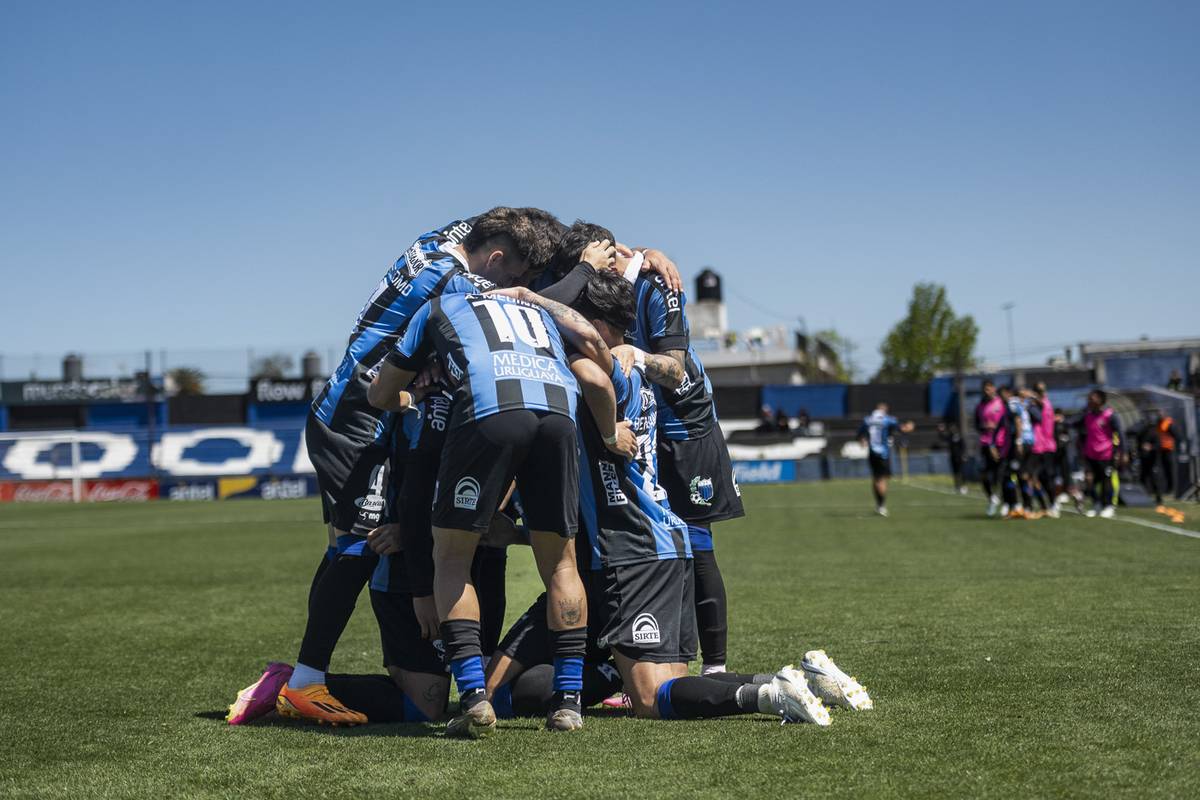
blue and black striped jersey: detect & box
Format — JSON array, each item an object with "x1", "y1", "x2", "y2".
[
  {"x1": 310, "y1": 219, "x2": 494, "y2": 443},
  {"x1": 386, "y1": 293, "x2": 578, "y2": 427},
  {"x1": 858, "y1": 410, "x2": 900, "y2": 459},
  {"x1": 627, "y1": 274, "x2": 717, "y2": 441},
  {"x1": 578, "y1": 356, "x2": 690, "y2": 570}
]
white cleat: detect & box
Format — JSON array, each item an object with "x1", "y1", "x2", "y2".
[
  {"x1": 986, "y1": 497, "x2": 1000, "y2": 517},
  {"x1": 1099, "y1": 506, "x2": 1116, "y2": 519},
  {"x1": 801, "y1": 650, "x2": 874, "y2": 710},
  {"x1": 766, "y1": 666, "x2": 830, "y2": 726},
  {"x1": 876, "y1": 506, "x2": 888, "y2": 517},
  {"x1": 1084, "y1": 508, "x2": 1098, "y2": 518},
  {"x1": 999, "y1": 503, "x2": 1010, "y2": 518},
  {"x1": 1046, "y1": 505, "x2": 1061, "y2": 519},
  {"x1": 958, "y1": 486, "x2": 969, "y2": 495}
]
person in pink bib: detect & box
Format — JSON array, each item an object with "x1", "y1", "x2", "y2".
[
  {"x1": 1073, "y1": 389, "x2": 1124, "y2": 518},
  {"x1": 974, "y1": 380, "x2": 1007, "y2": 516}
]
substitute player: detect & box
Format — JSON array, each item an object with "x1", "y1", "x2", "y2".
[
  {"x1": 857, "y1": 403, "x2": 914, "y2": 516},
  {"x1": 1074, "y1": 390, "x2": 1124, "y2": 518},
  {"x1": 974, "y1": 380, "x2": 1006, "y2": 517}
]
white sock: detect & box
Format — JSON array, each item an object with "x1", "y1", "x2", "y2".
[
  {"x1": 701, "y1": 663, "x2": 726, "y2": 676},
  {"x1": 288, "y1": 662, "x2": 325, "y2": 690}
]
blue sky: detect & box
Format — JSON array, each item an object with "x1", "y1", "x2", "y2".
[{"x1": 2, "y1": 0, "x2": 1197, "y2": 381}]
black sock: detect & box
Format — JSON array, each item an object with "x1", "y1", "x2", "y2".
[
  {"x1": 441, "y1": 619, "x2": 486, "y2": 710},
  {"x1": 325, "y1": 674, "x2": 414, "y2": 723},
  {"x1": 872, "y1": 486, "x2": 884, "y2": 506},
  {"x1": 700, "y1": 671, "x2": 773, "y2": 686},
  {"x1": 472, "y1": 545, "x2": 508, "y2": 656},
  {"x1": 297, "y1": 552, "x2": 377, "y2": 670},
  {"x1": 656, "y1": 676, "x2": 757, "y2": 719},
  {"x1": 691, "y1": 550, "x2": 728, "y2": 667},
  {"x1": 307, "y1": 549, "x2": 334, "y2": 614}
]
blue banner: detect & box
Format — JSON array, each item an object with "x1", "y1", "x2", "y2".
[{"x1": 732, "y1": 460, "x2": 796, "y2": 484}]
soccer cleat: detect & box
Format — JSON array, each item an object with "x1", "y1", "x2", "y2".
[
  {"x1": 1084, "y1": 508, "x2": 1098, "y2": 518},
  {"x1": 801, "y1": 650, "x2": 874, "y2": 711},
  {"x1": 227, "y1": 662, "x2": 292, "y2": 725},
  {"x1": 958, "y1": 486, "x2": 969, "y2": 495},
  {"x1": 1006, "y1": 507, "x2": 1026, "y2": 520},
  {"x1": 986, "y1": 497, "x2": 1000, "y2": 517},
  {"x1": 876, "y1": 506, "x2": 888, "y2": 517},
  {"x1": 601, "y1": 693, "x2": 632, "y2": 710},
  {"x1": 445, "y1": 699, "x2": 497, "y2": 739},
  {"x1": 276, "y1": 684, "x2": 367, "y2": 727},
  {"x1": 545, "y1": 708, "x2": 584, "y2": 732},
  {"x1": 999, "y1": 503, "x2": 1010, "y2": 518},
  {"x1": 1046, "y1": 506, "x2": 1061, "y2": 519},
  {"x1": 767, "y1": 666, "x2": 830, "y2": 726},
  {"x1": 1099, "y1": 506, "x2": 1116, "y2": 519}
]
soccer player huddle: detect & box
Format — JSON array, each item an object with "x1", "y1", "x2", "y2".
[
  {"x1": 226, "y1": 207, "x2": 873, "y2": 737},
  {"x1": 975, "y1": 381, "x2": 1123, "y2": 519}
]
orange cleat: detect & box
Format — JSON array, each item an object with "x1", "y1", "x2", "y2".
[{"x1": 276, "y1": 684, "x2": 367, "y2": 727}]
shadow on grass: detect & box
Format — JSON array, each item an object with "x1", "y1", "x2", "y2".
[{"x1": 194, "y1": 709, "x2": 440, "y2": 738}]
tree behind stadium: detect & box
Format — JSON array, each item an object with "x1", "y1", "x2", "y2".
[{"x1": 873, "y1": 283, "x2": 978, "y2": 382}]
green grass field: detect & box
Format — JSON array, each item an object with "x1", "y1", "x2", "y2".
[{"x1": 2, "y1": 479, "x2": 1199, "y2": 799}]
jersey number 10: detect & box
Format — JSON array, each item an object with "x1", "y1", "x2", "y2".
[{"x1": 471, "y1": 299, "x2": 551, "y2": 349}]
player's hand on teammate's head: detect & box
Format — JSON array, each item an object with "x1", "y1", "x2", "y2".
[
  {"x1": 581, "y1": 239, "x2": 616, "y2": 272},
  {"x1": 606, "y1": 419, "x2": 638, "y2": 459},
  {"x1": 611, "y1": 344, "x2": 641, "y2": 377},
  {"x1": 639, "y1": 248, "x2": 682, "y2": 293},
  {"x1": 411, "y1": 595, "x2": 440, "y2": 640},
  {"x1": 367, "y1": 522, "x2": 403, "y2": 555}
]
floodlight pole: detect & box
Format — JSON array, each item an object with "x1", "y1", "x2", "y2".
[{"x1": 1001, "y1": 302, "x2": 1016, "y2": 367}]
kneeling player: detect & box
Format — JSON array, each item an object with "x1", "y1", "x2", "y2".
[{"x1": 501, "y1": 272, "x2": 872, "y2": 724}]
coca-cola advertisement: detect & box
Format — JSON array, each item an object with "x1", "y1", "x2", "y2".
[{"x1": 0, "y1": 480, "x2": 159, "y2": 503}]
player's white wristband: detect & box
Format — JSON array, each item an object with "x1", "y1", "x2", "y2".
[{"x1": 603, "y1": 431, "x2": 620, "y2": 446}]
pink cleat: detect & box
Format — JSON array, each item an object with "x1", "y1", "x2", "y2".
[
  {"x1": 600, "y1": 693, "x2": 631, "y2": 710},
  {"x1": 226, "y1": 662, "x2": 293, "y2": 725}
]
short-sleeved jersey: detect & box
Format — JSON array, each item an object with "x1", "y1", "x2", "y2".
[
  {"x1": 387, "y1": 293, "x2": 578, "y2": 427},
  {"x1": 627, "y1": 274, "x2": 716, "y2": 441},
  {"x1": 577, "y1": 355, "x2": 690, "y2": 570},
  {"x1": 1010, "y1": 398, "x2": 1035, "y2": 446},
  {"x1": 859, "y1": 410, "x2": 900, "y2": 459},
  {"x1": 311, "y1": 219, "x2": 494, "y2": 443}
]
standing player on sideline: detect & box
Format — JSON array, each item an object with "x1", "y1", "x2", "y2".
[
  {"x1": 1074, "y1": 389, "x2": 1124, "y2": 518},
  {"x1": 1028, "y1": 383, "x2": 1059, "y2": 518},
  {"x1": 857, "y1": 403, "x2": 914, "y2": 517},
  {"x1": 623, "y1": 241, "x2": 744, "y2": 677},
  {"x1": 369, "y1": 253, "x2": 631, "y2": 737},
  {"x1": 975, "y1": 380, "x2": 1006, "y2": 517},
  {"x1": 274, "y1": 208, "x2": 560, "y2": 726}
]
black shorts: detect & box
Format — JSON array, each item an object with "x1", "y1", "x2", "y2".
[
  {"x1": 657, "y1": 430, "x2": 745, "y2": 525},
  {"x1": 433, "y1": 410, "x2": 578, "y2": 537},
  {"x1": 591, "y1": 558, "x2": 697, "y2": 664},
  {"x1": 868, "y1": 452, "x2": 892, "y2": 479},
  {"x1": 368, "y1": 583, "x2": 445, "y2": 676},
  {"x1": 496, "y1": 591, "x2": 610, "y2": 667},
  {"x1": 1085, "y1": 457, "x2": 1114, "y2": 481},
  {"x1": 306, "y1": 414, "x2": 402, "y2": 536}
]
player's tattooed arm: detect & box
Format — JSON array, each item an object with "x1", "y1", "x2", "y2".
[
  {"x1": 367, "y1": 362, "x2": 418, "y2": 412},
  {"x1": 644, "y1": 352, "x2": 684, "y2": 390},
  {"x1": 660, "y1": 349, "x2": 687, "y2": 369},
  {"x1": 570, "y1": 356, "x2": 637, "y2": 458}
]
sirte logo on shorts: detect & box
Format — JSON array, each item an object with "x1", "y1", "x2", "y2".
[
  {"x1": 453, "y1": 477, "x2": 480, "y2": 510},
  {"x1": 689, "y1": 475, "x2": 715, "y2": 506},
  {"x1": 631, "y1": 612, "x2": 661, "y2": 645}
]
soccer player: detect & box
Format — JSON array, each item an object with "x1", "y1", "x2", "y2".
[
  {"x1": 936, "y1": 420, "x2": 967, "y2": 495},
  {"x1": 275, "y1": 208, "x2": 561, "y2": 726},
  {"x1": 974, "y1": 380, "x2": 1006, "y2": 516},
  {"x1": 1028, "y1": 383, "x2": 1059, "y2": 518},
  {"x1": 488, "y1": 271, "x2": 868, "y2": 725},
  {"x1": 368, "y1": 258, "x2": 632, "y2": 737},
  {"x1": 857, "y1": 403, "x2": 914, "y2": 517},
  {"x1": 1074, "y1": 389, "x2": 1124, "y2": 518},
  {"x1": 618, "y1": 239, "x2": 743, "y2": 678}
]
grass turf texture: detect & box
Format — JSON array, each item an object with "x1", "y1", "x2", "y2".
[{"x1": 1, "y1": 479, "x2": 1198, "y2": 799}]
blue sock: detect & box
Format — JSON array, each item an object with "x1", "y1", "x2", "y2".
[
  {"x1": 402, "y1": 694, "x2": 431, "y2": 723},
  {"x1": 449, "y1": 655, "x2": 486, "y2": 696},
  {"x1": 491, "y1": 684, "x2": 514, "y2": 719},
  {"x1": 553, "y1": 656, "x2": 584, "y2": 693},
  {"x1": 655, "y1": 678, "x2": 679, "y2": 720},
  {"x1": 687, "y1": 525, "x2": 713, "y2": 552}
]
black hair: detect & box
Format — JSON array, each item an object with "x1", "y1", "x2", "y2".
[
  {"x1": 461, "y1": 206, "x2": 562, "y2": 275},
  {"x1": 576, "y1": 269, "x2": 635, "y2": 333},
  {"x1": 1091, "y1": 389, "x2": 1107, "y2": 405},
  {"x1": 982, "y1": 379, "x2": 995, "y2": 389},
  {"x1": 546, "y1": 220, "x2": 615, "y2": 280}
]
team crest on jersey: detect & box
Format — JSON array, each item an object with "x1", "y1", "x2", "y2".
[
  {"x1": 631, "y1": 613, "x2": 661, "y2": 645},
  {"x1": 454, "y1": 477, "x2": 480, "y2": 510},
  {"x1": 599, "y1": 461, "x2": 628, "y2": 506},
  {"x1": 689, "y1": 475, "x2": 715, "y2": 506}
]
